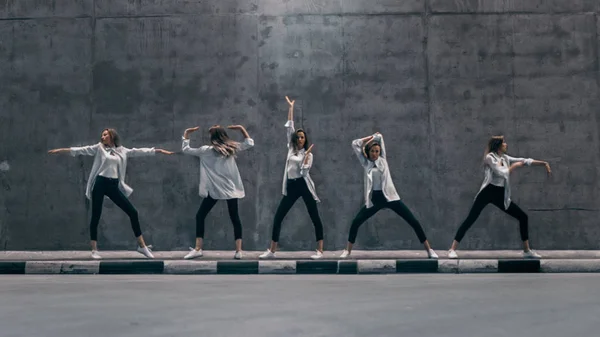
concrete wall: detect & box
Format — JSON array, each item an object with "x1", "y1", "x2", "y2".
[{"x1": 1, "y1": 0, "x2": 599, "y2": 250}]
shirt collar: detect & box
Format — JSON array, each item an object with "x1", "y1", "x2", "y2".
[{"x1": 370, "y1": 158, "x2": 382, "y2": 169}]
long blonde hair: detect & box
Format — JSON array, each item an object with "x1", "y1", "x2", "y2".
[{"x1": 210, "y1": 126, "x2": 239, "y2": 157}]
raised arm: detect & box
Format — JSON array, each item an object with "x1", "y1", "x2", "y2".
[
  {"x1": 182, "y1": 126, "x2": 208, "y2": 156},
  {"x1": 286, "y1": 96, "x2": 294, "y2": 122},
  {"x1": 372, "y1": 132, "x2": 386, "y2": 158},
  {"x1": 285, "y1": 96, "x2": 295, "y2": 147},
  {"x1": 50, "y1": 143, "x2": 100, "y2": 156},
  {"x1": 227, "y1": 125, "x2": 254, "y2": 152},
  {"x1": 351, "y1": 135, "x2": 375, "y2": 168}
]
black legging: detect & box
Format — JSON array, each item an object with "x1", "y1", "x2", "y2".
[
  {"x1": 454, "y1": 184, "x2": 528, "y2": 242},
  {"x1": 271, "y1": 178, "x2": 324, "y2": 242},
  {"x1": 196, "y1": 195, "x2": 243, "y2": 240},
  {"x1": 348, "y1": 191, "x2": 427, "y2": 244},
  {"x1": 90, "y1": 176, "x2": 142, "y2": 241}
]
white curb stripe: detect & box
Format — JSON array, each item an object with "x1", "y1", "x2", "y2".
[
  {"x1": 438, "y1": 260, "x2": 459, "y2": 273},
  {"x1": 541, "y1": 259, "x2": 600, "y2": 273},
  {"x1": 458, "y1": 259, "x2": 498, "y2": 273},
  {"x1": 357, "y1": 260, "x2": 396, "y2": 274},
  {"x1": 163, "y1": 261, "x2": 217, "y2": 274},
  {"x1": 258, "y1": 261, "x2": 297, "y2": 274}
]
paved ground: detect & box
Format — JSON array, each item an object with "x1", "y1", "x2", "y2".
[
  {"x1": 2, "y1": 250, "x2": 600, "y2": 260},
  {"x1": 0, "y1": 274, "x2": 598, "y2": 337}
]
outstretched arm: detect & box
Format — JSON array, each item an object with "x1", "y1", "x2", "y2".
[
  {"x1": 531, "y1": 159, "x2": 552, "y2": 176},
  {"x1": 510, "y1": 159, "x2": 551, "y2": 177},
  {"x1": 155, "y1": 149, "x2": 174, "y2": 155},
  {"x1": 48, "y1": 148, "x2": 70, "y2": 154},
  {"x1": 125, "y1": 147, "x2": 156, "y2": 157},
  {"x1": 51, "y1": 143, "x2": 100, "y2": 156},
  {"x1": 506, "y1": 155, "x2": 551, "y2": 177}
]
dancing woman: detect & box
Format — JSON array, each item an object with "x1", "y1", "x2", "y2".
[
  {"x1": 48, "y1": 128, "x2": 173, "y2": 259},
  {"x1": 448, "y1": 135, "x2": 552, "y2": 259}
]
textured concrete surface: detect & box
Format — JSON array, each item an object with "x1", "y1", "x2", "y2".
[
  {"x1": 1, "y1": 1, "x2": 599, "y2": 251},
  {"x1": 0, "y1": 274, "x2": 599, "y2": 337}
]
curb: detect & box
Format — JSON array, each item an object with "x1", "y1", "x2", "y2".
[{"x1": 2, "y1": 259, "x2": 597, "y2": 275}]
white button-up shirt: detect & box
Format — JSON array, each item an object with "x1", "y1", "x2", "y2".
[
  {"x1": 281, "y1": 120, "x2": 319, "y2": 202},
  {"x1": 182, "y1": 137, "x2": 254, "y2": 200},
  {"x1": 477, "y1": 152, "x2": 534, "y2": 209},
  {"x1": 286, "y1": 152, "x2": 303, "y2": 180},
  {"x1": 97, "y1": 153, "x2": 120, "y2": 179},
  {"x1": 70, "y1": 143, "x2": 156, "y2": 199},
  {"x1": 371, "y1": 166, "x2": 383, "y2": 190},
  {"x1": 351, "y1": 134, "x2": 400, "y2": 208}
]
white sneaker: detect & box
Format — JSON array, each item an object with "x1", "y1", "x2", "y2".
[
  {"x1": 259, "y1": 249, "x2": 275, "y2": 259},
  {"x1": 311, "y1": 250, "x2": 324, "y2": 260},
  {"x1": 427, "y1": 249, "x2": 439, "y2": 259},
  {"x1": 91, "y1": 250, "x2": 102, "y2": 260},
  {"x1": 137, "y1": 245, "x2": 154, "y2": 259},
  {"x1": 340, "y1": 250, "x2": 351, "y2": 259},
  {"x1": 523, "y1": 250, "x2": 541, "y2": 259},
  {"x1": 448, "y1": 249, "x2": 458, "y2": 259},
  {"x1": 234, "y1": 251, "x2": 243, "y2": 260},
  {"x1": 184, "y1": 248, "x2": 203, "y2": 260}
]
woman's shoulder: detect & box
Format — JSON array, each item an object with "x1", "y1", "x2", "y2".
[{"x1": 485, "y1": 152, "x2": 500, "y2": 160}]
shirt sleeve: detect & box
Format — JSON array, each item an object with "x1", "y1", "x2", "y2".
[
  {"x1": 182, "y1": 137, "x2": 210, "y2": 157},
  {"x1": 285, "y1": 120, "x2": 295, "y2": 149},
  {"x1": 505, "y1": 155, "x2": 534, "y2": 166},
  {"x1": 237, "y1": 138, "x2": 255, "y2": 152},
  {"x1": 372, "y1": 133, "x2": 386, "y2": 159},
  {"x1": 124, "y1": 147, "x2": 156, "y2": 158},
  {"x1": 70, "y1": 143, "x2": 100, "y2": 157},
  {"x1": 351, "y1": 138, "x2": 370, "y2": 169}
]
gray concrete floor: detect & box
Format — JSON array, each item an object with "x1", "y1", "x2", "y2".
[
  {"x1": 3, "y1": 250, "x2": 600, "y2": 260},
  {"x1": 0, "y1": 275, "x2": 598, "y2": 337}
]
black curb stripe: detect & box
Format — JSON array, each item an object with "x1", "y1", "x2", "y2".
[
  {"x1": 396, "y1": 260, "x2": 438, "y2": 273},
  {"x1": 338, "y1": 261, "x2": 358, "y2": 274},
  {"x1": 99, "y1": 261, "x2": 164, "y2": 274},
  {"x1": 498, "y1": 260, "x2": 540, "y2": 273},
  {"x1": 296, "y1": 261, "x2": 338, "y2": 274},
  {"x1": 217, "y1": 261, "x2": 258, "y2": 274},
  {"x1": 0, "y1": 262, "x2": 26, "y2": 274}
]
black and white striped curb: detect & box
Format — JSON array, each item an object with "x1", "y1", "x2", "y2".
[{"x1": 2, "y1": 259, "x2": 600, "y2": 274}]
